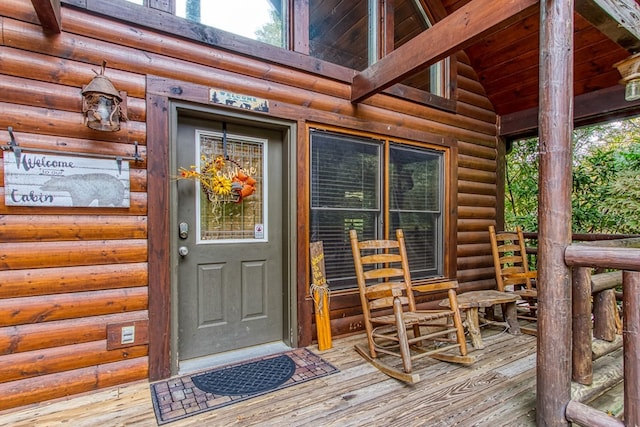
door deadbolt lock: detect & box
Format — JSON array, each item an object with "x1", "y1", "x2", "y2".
[
  {"x1": 179, "y1": 222, "x2": 189, "y2": 239},
  {"x1": 178, "y1": 246, "x2": 189, "y2": 257}
]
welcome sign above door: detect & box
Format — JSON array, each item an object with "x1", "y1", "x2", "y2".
[{"x1": 3, "y1": 152, "x2": 130, "y2": 208}]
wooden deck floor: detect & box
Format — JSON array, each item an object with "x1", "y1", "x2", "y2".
[{"x1": 0, "y1": 327, "x2": 623, "y2": 427}]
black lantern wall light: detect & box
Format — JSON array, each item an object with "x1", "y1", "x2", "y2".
[{"x1": 82, "y1": 61, "x2": 127, "y2": 131}]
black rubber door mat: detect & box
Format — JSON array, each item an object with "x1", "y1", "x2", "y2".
[
  {"x1": 191, "y1": 354, "x2": 296, "y2": 395},
  {"x1": 150, "y1": 348, "x2": 338, "y2": 425}
]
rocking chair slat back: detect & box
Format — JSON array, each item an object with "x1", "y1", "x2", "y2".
[
  {"x1": 489, "y1": 225, "x2": 537, "y2": 292},
  {"x1": 489, "y1": 225, "x2": 538, "y2": 334},
  {"x1": 349, "y1": 228, "x2": 474, "y2": 383}
]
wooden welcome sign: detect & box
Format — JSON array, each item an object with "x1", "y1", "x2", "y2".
[
  {"x1": 3, "y1": 152, "x2": 130, "y2": 208},
  {"x1": 310, "y1": 241, "x2": 332, "y2": 351}
]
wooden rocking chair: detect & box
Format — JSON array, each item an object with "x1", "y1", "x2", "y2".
[
  {"x1": 349, "y1": 229, "x2": 474, "y2": 383},
  {"x1": 488, "y1": 225, "x2": 538, "y2": 333}
]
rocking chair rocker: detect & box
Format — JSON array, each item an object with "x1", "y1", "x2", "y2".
[{"x1": 349, "y1": 229, "x2": 474, "y2": 383}]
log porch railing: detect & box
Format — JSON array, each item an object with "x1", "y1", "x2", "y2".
[
  {"x1": 520, "y1": 234, "x2": 639, "y2": 425},
  {"x1": 563, "y1": 237, "x2": 640, "y2": 426}
]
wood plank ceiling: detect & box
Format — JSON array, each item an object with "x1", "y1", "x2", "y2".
[
  {"x1": 432, "y1": 0, "x2": 640, "y2": 132},
  {"x1": 456, "y1": 2, "x2": 633, "y2": 116},
  {"x1": 351, "y1": 0, "x2": 640, "y2": 135}
]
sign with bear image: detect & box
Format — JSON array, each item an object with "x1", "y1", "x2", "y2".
[{"x1": 3, "y1": 152, "x2": 130, "y2": 207}]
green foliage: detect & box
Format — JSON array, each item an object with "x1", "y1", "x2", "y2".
[
  {"x1": 255, "y1": 9, "x2": 284, "y2": 48},
  {"x1": 185, "y1": 0, "x2": 200, "y2": 22},
  {"x1": 505, "y1": 118, "x2": 640, "y2": 235},
  {"x1": 505, "y1": 137, "x2": 539, "y2": 231}
]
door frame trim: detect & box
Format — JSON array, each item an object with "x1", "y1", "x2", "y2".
[
  {"x1": 170, "y1": 104, "x2": 295, "y2": 372},
  {"x1": 147, "y1": 77, "x2": 297, "y2": 380}
]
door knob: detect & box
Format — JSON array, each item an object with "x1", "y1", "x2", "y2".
[{"x1": 178, "y1": 246, "x2": 189, "y2": 257}]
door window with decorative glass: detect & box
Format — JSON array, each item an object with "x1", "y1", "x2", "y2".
[{"x1": 178, "y1": 130, "x2": 265, "y2": 242}]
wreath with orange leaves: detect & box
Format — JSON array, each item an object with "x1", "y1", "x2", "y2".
[{"x1": 178, "y1": 155, "x2": 256, "y2": 204}]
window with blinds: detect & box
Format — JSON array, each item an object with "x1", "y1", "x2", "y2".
[
  {"x1": 310, "y1": 130, "x2": 444, "y2": 290},
  {"x1": 389, "y1": 144, "x2": 443, "y2": 279}
]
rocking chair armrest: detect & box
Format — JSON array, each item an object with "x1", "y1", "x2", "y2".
[
  {"x1": 412, "y1": 280, "x2": 459, "y2": 293},
  {"x1": 504, "y1": 271, "x2": 537, "y2": 281},
  {"x1": 365, "y1": 282, "x2": 404, "y2": 300}
]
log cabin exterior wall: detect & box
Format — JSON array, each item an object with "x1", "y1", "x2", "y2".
[{"x1": 0, "y1": 0, "x2": 499, "y2": 410}]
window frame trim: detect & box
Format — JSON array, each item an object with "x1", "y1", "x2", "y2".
[{"x1": 307, "y1": 124, "x2": 457, "y2": 292}]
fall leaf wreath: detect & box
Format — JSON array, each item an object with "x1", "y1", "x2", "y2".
[{"x1": 178, "y1": 155, "x2": 256, "y2": 218}]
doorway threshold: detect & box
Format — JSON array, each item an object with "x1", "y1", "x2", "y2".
[{"x1": 178, "y1": 341, "x2": 292, "y2": 375}]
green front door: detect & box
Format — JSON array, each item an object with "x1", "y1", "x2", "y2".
[{"x1": 175, "y1": 115, "x2": 285, "y2": 362}]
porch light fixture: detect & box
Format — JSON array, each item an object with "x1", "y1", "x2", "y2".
[
  {"x1": 614, "y1": 52, "x2": 640, "y2": 102},
  {"x1": 81, "y1": 60, "x2": 127, "y2": 131}
]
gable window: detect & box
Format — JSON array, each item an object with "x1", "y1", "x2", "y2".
[
  {"x1": 308, "y1": 0, "x2": 371, "y2": 71},
  {"x1": 120, "y1": 0, "x2": 451, "y2": 104},
  {"x1": 310, "y1": 129, "x2": 445, "y2": 290},
  {"x1": 124, "y1": 0, "x2": 288, "y2": 48},
  {"x1": 177, "y1": 0, "x2": 287, "y2": 47},
  {"x1": 395, "y1": 0, "x2": 448, "y2": 97},
  {"x1": 308, "y1": 0, "x2": 450, "y2": 99}
]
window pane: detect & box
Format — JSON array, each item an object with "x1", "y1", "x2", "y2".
[
  {"x1": 176, "y1": 0, "x2": 287, "y2": 48},
  {"x1": 308, "y1": 0, "x2": 369, "y2": 70},
  {"x1": 394, "y1": 0, "x2": 446, "y2": 97},
  {"x1": 311, "y1": 132, "x2": 379, "y2": 210},
  {"x1": 310, "y1": 131, "x2": 381, "y2": 289},
  {"x1": 311, "y1": 211, "x2": 378, "y2": 289},
  {"x1": 196, "y1": 132, "x2": 265, "y2": 241},
  {"x1": 390, "y1": 145, "x2": 441, "y2": 212},
  {"x1": 391, "y1": 212, "x2": 439, "y2": 277},
  {"x1": 389, "y1": 144, "x2": 443, "y2": 278}
]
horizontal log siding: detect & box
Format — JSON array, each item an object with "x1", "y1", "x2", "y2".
[
  {"x1": 0, "y1": 263, "x2": 148, "y2": 298},
  {"x1": 0, "y1": 357, "x2": 149, "y2": 411},
  {"x1": 455, "y1": 51, "x2": 499, "y2": 290},
  {"x1": 0, "y1": 215, "x2": 148, "y2": 242},
  {"x1": 0, "y1": 311, "x2": 149, "y2": 354},
  {"x1": 0, "y1": 0, "x2": 499, "y2": 408},
  {"x1": 0, "y1": 2, "x2": 149, "y2": 411}
]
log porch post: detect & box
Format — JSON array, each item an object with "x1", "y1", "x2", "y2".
[
  {"x1": 537, "y1": 0, "x2": 574, "y2": 425},
  {"x1": 624, "y1": 271, "x2": 640, "y2": 425},
  {"x1": 572, "y1": 267, "x2": 592, "y2": 385}
]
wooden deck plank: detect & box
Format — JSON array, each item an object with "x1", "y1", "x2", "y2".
[
  {"x1": 444, "y1": 370, "x2": 537, "y2": 426},
  {"x1": 367, "y1": 335, "x2": 538, "y2": 426},
  {"x1": 588, "y1": 381, "x2": 625, "y2": 418},
  {"x1": 243, "y1": 332, "x2": 538, "y2": 426},
  {"x1": 0, "y1": 326, "x2": 622, "y2": 427},
  {"x1": 0, "y1": 382, "x2": 155, "y2": 427}
]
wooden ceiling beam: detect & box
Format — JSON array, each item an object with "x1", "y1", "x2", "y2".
[
  {"x1": 31, "y1": 0, "x2": 61, "y2": 34},
  {"x1": 499, "y1": 85, "x2": 640, "y2": 139},
  {"x1": 351, "y1": 0, "x2": 539, "y2": 103},
  {"x1": 576, "y1": 0, "x2": 640, "y2": 51}
]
